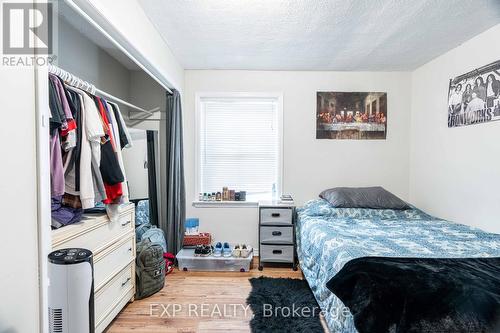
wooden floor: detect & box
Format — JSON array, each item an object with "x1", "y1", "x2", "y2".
[{"x1": 106, "y1": 259, "x2": 327, "y2": 333}]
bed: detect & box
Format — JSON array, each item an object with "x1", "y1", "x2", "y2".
[{"x1": 296, "y1": 198, "x2": 500, "y2": 333}]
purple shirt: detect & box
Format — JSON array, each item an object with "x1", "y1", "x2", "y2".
[{"x1": 50, "y1": 131, "x2": 65, "y2": 196}]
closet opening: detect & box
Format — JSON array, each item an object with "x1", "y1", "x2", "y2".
[{"x1": 40, "y1": 1, "x2": 176, "y2": 332}]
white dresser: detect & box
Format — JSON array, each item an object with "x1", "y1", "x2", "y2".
[{"x1": 51, "y1": 203, "x2": 136, "y2": 333}]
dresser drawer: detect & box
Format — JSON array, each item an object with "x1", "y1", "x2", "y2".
[
  {"x1": 260, "y1": 244, "x2": 294, "y2": 263},
  {"x1": 52, "y1": 212, "x2": 134, "y2": 254},
  {"x1": 95, "y1": 288, "x2": 134, "y2": 333},
  {"x1": 95, "y1": 263, "x2": 134, "y2": 326},
  {"x1": 94, "y1": 235, "x2": 135, "y2": 291},
  {"x1": 260, "y1": 226, "x2": 293, "y2": 244},
  {"x1": 260, "y1": 208, "x2": 293, "y2": 225}
]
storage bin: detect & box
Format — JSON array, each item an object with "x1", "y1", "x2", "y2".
[
  {"x1": 183, "y1": 232, "x2": 212, "y2": 247},
  {"x1": 260, "y1": 226, "x2": 294, "y2": 244},
  {"x1": 260, "y1": 208, "x2": 293, "y2": 225},
  {"x1": 260, "y1": 244, "x2": 294, "y2": 263},
  {"x1": 177, "y1": 248, "x2": 253, "y2": 272}
]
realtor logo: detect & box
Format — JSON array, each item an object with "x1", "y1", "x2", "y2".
[{"x1": 2, "y1": 3, "x2": 52, "y2": 54}]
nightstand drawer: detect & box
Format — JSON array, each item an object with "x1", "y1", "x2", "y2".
[
  {"x1": 260, "y1": 245, "x2": 294, "y2": 263},
  {"x1": 260, "y1": 208, "x2": 293, "y2": 225},
  {"x1": 260, "y1": 226, "x2": 293, "y2": 244}
]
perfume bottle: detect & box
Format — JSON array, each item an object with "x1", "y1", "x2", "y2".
[{"x1": 216, "y1": 192, "x2": 222, "y2": 201}]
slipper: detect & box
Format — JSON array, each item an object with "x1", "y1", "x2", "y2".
[
  {"x1": 241, "y1": 244, "x2": 253, "y2": 257},
  {"x1": 232, "y1": 244, "x2": 242, "y2": 257}
]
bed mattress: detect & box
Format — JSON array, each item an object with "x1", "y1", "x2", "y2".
[{"x1": 296, "y1": 199, "x2": 500, "y2": 333}]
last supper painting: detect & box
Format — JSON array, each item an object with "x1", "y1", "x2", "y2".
[{"x1": 316, "y1": 92, "x2": 387, "y2": 140}]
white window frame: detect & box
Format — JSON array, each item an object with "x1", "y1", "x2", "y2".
[{"x1": 194, "y1": 92, "x2": 284, "y2": 207}]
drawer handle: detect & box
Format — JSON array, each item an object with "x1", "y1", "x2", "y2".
[
  {"x1": 271, "y1": 213, "x2": 281, "y2": 218},
  {"x1": 121, "y1": 277, "x2": 131, "y2": 287},
  {"x1": 272, "y1": 250, "x2": 283, "y2": 255},
  {"x1": 272, "y1": 231, "x2": 282, "y2": 236},
  {"x1": 121, "y1": 220, "x2": 131, "y2": 227},
  {"x1": 128, "y1": 247, "x2": 132, "y2": 252}
]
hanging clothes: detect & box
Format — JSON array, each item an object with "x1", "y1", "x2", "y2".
[
  {"x1": 50, "y1": 131, "x2": 65, "y2": 196},
  {"x1": 65, "y1": 88, "x2": 83, "y2": 191},
  {"x1": 95, "y1": 97, "x2": 124, "y2": 204},
  {"x1": 64, "y1": 86, "x2": 105, "y2": 209},
  {"x1": 48, "y1": 79, "x2": 63, "y2": 133},
  {"x1": 49, "y1": 74, "x2": 77, "y2": 150},
  {"x1": 48, "y1": 78, "x2": 81, "y2": 228},
  {"x1": 48, "y1": 79, "x2": 65, "y2": 132},
  {"x1": 110, "y1": 102, "x2": 133, "y2": 149},
  {"x1": 48, "y1": 72, "x2": 133, "y2": 228},
  {"x1": 106, "y1": 101, "x2": 130, "y2": 204}
]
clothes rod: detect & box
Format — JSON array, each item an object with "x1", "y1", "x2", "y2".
[
  {"x1": 96, "y1": 88, "x2": 153, "y2": 117},
  {"x1": 49, "y1": 64, "x2": 159, "y2": 117}
]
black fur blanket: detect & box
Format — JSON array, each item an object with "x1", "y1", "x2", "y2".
[{"x1": 326, "y1": 256, "x2": 500, "y2": 333}]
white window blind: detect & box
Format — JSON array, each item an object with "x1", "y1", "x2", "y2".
[{"x1": 198, "y1": 95, "x2": 281, "y2": 200}]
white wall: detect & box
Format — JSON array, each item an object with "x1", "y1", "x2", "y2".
[
  {"x1": 410, "y1": 24, "x2": 500, "y2": 233},
  {"x1": 184, "y1": 70, "x2": 412, "y2": 247},
  {"x1": 0, "y1": 26, "x2": 41, "y2": 333}
]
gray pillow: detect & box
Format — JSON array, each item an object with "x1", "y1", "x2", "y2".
[{"x1": 319, "y1": 187, "x2": 410, "y2": 210}]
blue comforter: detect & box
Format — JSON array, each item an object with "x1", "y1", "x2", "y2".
[{"x1": 296, "y1": 199, "x2": 500, "y2": 333}]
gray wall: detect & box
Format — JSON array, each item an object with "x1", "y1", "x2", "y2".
[
  {"x1": 55, "y1": 16, "x2": 167, "y2": 225},
  {"x1": 56, "y1": 17, "x2": 131, "y2": 103}
]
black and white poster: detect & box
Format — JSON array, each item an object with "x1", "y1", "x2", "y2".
[{"x1": 448, "y1": 60, "x2": 500, "y2": 128}]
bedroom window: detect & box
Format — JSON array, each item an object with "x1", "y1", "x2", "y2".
[{"x1": 196, "y1": 93, "x2": 283, "y2": 204}]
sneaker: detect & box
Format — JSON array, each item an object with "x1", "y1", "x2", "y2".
[
  {"x1": 222, "y1": 242, "x2": 232, "y2": 257},
  {"x1": 200, "y1": 245, "x2": 212, "y2": 257},
  {"x1": 232, "y1": 244, "x2": 241, "y2": 257},
  {"x1": 194, "y1": 245, "x2": 203, "y2": 257},
  {"x1": 213, "y1": 242, "x2": 223, "y2": 257},
  {"x1": 241, "y1": 244, "x2": 253, "y2": 257}
]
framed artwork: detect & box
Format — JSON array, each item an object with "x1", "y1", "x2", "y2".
[
  {"x1": 448, "y1": 59, "x2": 500, "y2": 128},
  {"x1": 316, "y1": 92, "x2": 387, "y2": 140}
]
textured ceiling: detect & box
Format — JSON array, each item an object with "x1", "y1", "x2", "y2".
[{"x1": 139, "y1": 0, "x2": 500, "y2": 71}]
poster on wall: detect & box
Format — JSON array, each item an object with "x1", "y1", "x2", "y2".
[
  {"x1": 316, "y1": 92, "x2": 387, "y2": 139},
  {"x1": 448, "y1": 59, "x2": 500, "y2": 128}
]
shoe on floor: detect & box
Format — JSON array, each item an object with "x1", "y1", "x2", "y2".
[
  {"x1": 200, "y1": 245, "x2": 212, "y2": 257},
  {"x1": 240, "y1": 244, "x2": 253, "y2": 257},
  {"x1": 222, "y1": 242, "x2": 232, "y2": 257},
  {"x1": 194, "y1": 245, "x2": 203, "y2": 257},
  {"x1": 232, "y1": 244, "x2": 241, "y2": 257},
  {"x1": 213, "y1": 242, "x2": 223, "y2": 257}
]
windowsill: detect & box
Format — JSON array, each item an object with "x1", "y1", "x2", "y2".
[{"x1": 192, "y1": 200, "x2": 259, "y2": 208}]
